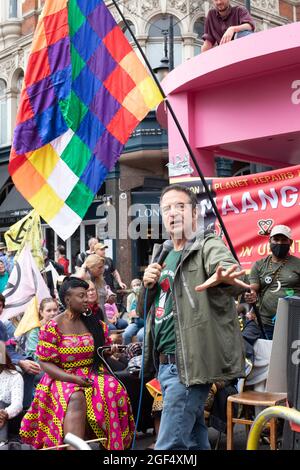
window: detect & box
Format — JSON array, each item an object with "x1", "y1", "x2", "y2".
[
  {"x1": 146, "y1": 15, "x2": 182, "y2": 69},
  {"x1": 0, "y1": 181, "x2": 13, "y2": 206},
  {"x1": 16, "y1": 71, "x2": 24, "y2": 110},
  {"x1": 121, "y1": 20, "x2": 136, "y2": 43},
  {"x1": 43, "y1": 222, "x2": 100, "y2": 272},
  {"x1": 148, "y1": 17, "x2": 181, "y2": 38},
  {"x1": 233, "y1": 165, "x2": 251, "y2": 176},
  {"x1": 193, "y1": 18, "x2": 205, "y2": 55},
  {"x1": 0, "y1": 79, "x2": 7, "y2": 146},
  {"x1": 9, "y1": 0, "x2": 18, "y2": 18}
]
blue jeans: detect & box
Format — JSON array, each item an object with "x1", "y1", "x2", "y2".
[
  {"x1": 263, "y1": 324, "x2": 274, "y2": 340},
  {"x1": 0, "y1": 401, "x2": 8, "y2": 442},
  {"x1": 155, "y1": 363, "x2": 210, "y2": 450},
  {"x1": 108, "y1": 318, "x2": 128, "y2": 330},
  {"x1": 136, "y1": 327, "x2": 144, "y2": 343},
  {"x1": 23, "y1": 373, "x2": 35, "y2": 409},
  {"x1": 234, "y1": 30, "x2": 254, "y2": 39},
  {"x1": 122, "y1": 319, "x2": 144, "y2": 345}
]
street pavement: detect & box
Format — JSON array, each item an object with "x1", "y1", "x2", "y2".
[{"x1": 132, "y1": 424, "x2": 269, "y2": 450}]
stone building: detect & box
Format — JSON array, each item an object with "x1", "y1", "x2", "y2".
[{"x1": 0, "y1": 0, "x2": 298, "y2": 282}]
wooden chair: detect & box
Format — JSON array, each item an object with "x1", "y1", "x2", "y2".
[{"x1": 226, "y1": 390, "x2": 287, "y2": 450}]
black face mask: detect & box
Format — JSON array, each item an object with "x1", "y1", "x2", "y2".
[{"x1": 270, "y1": 243, "x2": 290, "y2": 259}]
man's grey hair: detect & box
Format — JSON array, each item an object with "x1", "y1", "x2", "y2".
[
  {"x1": 88, "y1": 237, "x2": 99, "y2": 249},
  {"x1": 160, "y1": 184, "x2": 198, "y2": 210}
]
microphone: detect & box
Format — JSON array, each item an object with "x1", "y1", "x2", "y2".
[{"x1": 156, "y1": 240, "x2": 174, "y2": 266}]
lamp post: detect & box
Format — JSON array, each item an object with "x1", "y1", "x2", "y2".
[
  {"x1": 154, "y1": 51, "x2": 170, "y2": 129},
  {"x1": 153, "y1": 55, "x2": 170, "y2": 81},
  {"x1": 245, "y1": 0, "x2": 251, "y2": 12},
  {"x1": 153, "y1": 21, "x2": 171, "y2": 126},
  {"x1": 153, "y1": 24, "x2": 170, "y2": 81},
  {"x1": 169, "y1": 15, "x2": 174, "y2": 71}
]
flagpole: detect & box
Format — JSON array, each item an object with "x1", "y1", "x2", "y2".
[{"x1": 111, "y1": 0, "x2": 238, "y2": 261}]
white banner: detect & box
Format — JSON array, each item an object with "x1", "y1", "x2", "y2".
[{"x1": 2, "y1": 245, "x2": 50, "y2": 321}]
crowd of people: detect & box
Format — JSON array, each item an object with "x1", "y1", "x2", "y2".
[{"x1": 0, "y1": 235, "x2": 153, "y2": 450}]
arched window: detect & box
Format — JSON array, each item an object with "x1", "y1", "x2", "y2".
[
  {"x1": 16, "y1": 71, "x2": 24, "y2": 110},
  {"x1": 121, "y1": 20, "x2": 136, "y2": 43},
  {"x1": 0, "y1": 79, "x2": 7, "y2": 146},
  {"x1": 193, "y1": 18, "x2": 205, "y2": 55},
  {"x1": 148, "y1": 17, "x2": 181, "y2": 38},
  {"x1": 146, "y1": 15, "x2": 182, "y2": 69}
]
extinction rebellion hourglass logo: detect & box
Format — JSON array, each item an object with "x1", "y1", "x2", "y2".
[{"x1": 155, "y1": 277, "x2": 171, "y2": 319}]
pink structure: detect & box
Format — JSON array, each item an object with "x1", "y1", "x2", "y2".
[{"x1": 160, "y1": 22, "x2": 300, "y2": 177}]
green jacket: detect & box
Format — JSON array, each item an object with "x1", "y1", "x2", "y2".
[{"x1": 139, "y1": 234, "x2": 245, "y2": 386}]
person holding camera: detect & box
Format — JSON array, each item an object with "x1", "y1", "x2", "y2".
[
  {"x1": 94, "y1": 243, "x2": 127, "y2": 291},
  {"x1": 122, "y1": 280, "x2": 144, "y2": 345}
]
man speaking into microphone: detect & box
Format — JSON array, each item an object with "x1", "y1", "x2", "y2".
[{"x1": 139, "y1": 184, "x2": 249, "y2": 450}]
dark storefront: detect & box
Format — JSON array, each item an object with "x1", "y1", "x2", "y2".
[{"x1": 130, "y1": 189, "x2": 166, "y2": 279}]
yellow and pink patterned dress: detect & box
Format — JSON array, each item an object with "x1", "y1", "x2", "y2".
[{"x1": 20, "y1": 319, "x2": 134, "y2": 450}]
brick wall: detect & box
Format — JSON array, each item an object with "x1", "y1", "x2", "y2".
[
  {"x1": 21, "y1": 0, "x2": 40, "y2": 36},
  {"x1": 22, "y1": 14, "x2": 39, "y2": 36},
  {"x1": 22, "y1": 0, "x2": 39, "y2": 14}
]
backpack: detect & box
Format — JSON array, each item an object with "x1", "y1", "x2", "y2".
[
  {"x1": 127, "y1": 355, "x2": 142, "y2": 375},
  {"x1": 76, "y1": 251, "x2": 87, "y2": 267},
  {"x1": 208, "y1": 381, "x2": 239, "y2": 433}
]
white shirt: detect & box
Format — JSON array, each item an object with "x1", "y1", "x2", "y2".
[{"x1": 0, "y1": 369, "x2": 24, "y2": 418}]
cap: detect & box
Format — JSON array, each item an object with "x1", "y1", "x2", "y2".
[
  {"x1": 270, "y1": 224, "x2": 292, "y2": 240},
  {"x1": 95, "y1": 242, "x2": 108, "y2": 250}
]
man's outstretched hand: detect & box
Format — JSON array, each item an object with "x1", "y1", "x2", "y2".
[{"x1": 195, "y1": 264, "x2": 249, "y2": 292}]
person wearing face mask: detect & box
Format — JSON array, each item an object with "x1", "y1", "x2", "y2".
[
  {"x1": 123, "y1": 279, "x2": 144, "y2": 344},
  {"x1": 245, "y1": 225, "x2": 300, "y2": 340},
  {"x1": 126, "y1": 279, "x2": 142, "y2": 315}
]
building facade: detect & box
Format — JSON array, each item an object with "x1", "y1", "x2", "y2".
[{"x1": 0, "y1": 0, "x2": 298, "y2": 282}]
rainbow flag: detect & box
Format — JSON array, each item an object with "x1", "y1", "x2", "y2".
[{"x1": 9, "y1": 0, "x2": 163, "y2": 240}]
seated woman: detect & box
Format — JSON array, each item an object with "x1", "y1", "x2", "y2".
[
  {"x1": 86, "y1": 280, "x2": 105, "y2": 322},
  {"x1": 123, "y1": 295, "x2": 144, "y2": 345},
  {"x1": 20, "y1": 278, "x2": 134, "y2": 450},
  {"x1": 105, "y1": 289, "x2": 128, "y2": 331},
  {"x1": 0, "y1": 346, "x2": 24, "y2": 444},
  {"x1": 126, "y1": 279, "x2": 142, "y2": 316}
]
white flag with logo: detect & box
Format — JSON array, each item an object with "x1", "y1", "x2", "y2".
[
  {"x1": 1, "y1": 245, "x2": 50, "y2": 321},
  {"x1": 43, "y1": 262, "x2": 60, "y2": 293}
]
